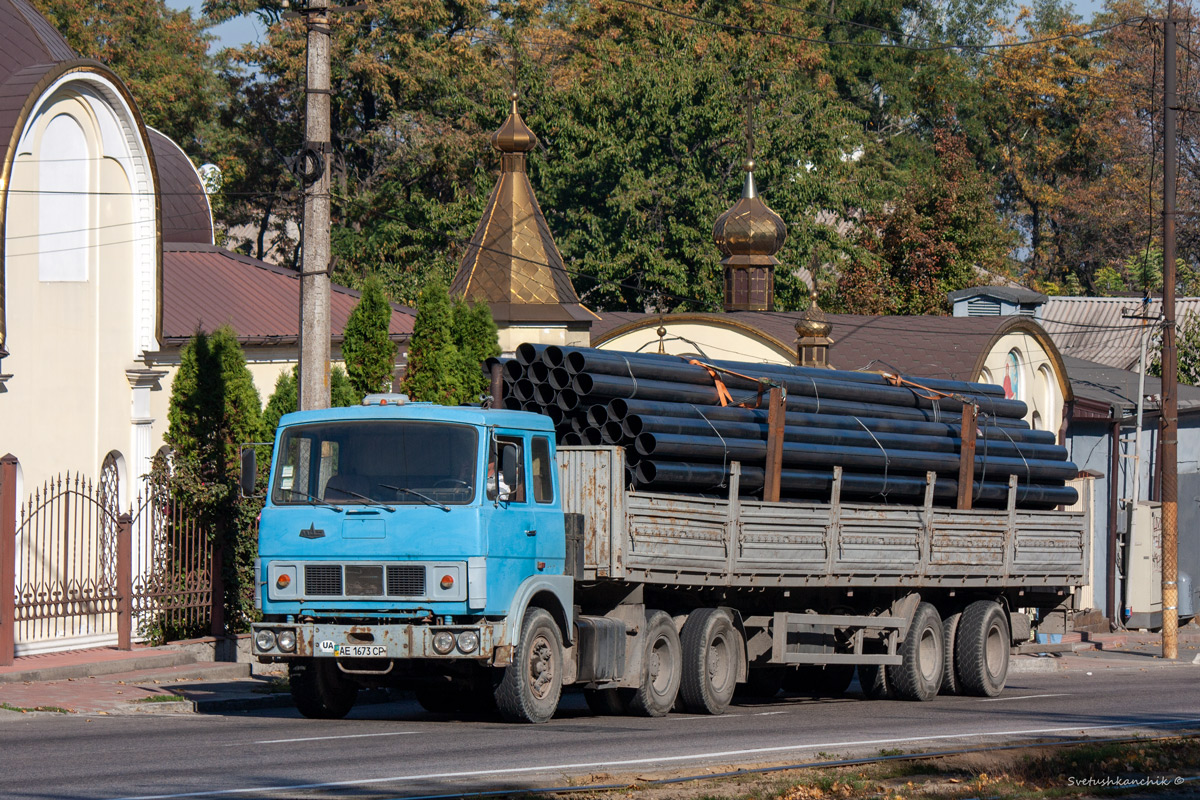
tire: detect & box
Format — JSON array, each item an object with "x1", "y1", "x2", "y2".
[
  {"x1": 494, "y1": 607, "x2": 564, "y2": 723},
  {"x1": 737, "y1": 666, "x2": 785, "y2": 699},
  {"x1": 583, "y1": 687, "x2": 629, "y2": 715},
  {"x1": 887, "y1": 602, "x2": 944, "y2": 701},
  {"x1": 628, "y1": 610, "x2": 682, "y2": 716},
  {"x1": 679, "y1": 608, "x2": 740, "y2": 715},
  {"x1": 290, "y1": 659, "x2": 356, "y2": 719},
  {"x1": 784, "y1": 664, "x2": 855, "y2": 697},
  {"x1": 940, "y1": 612, "x2": 962, "y2": 696},
  {"x1": 955, "y1": 600, "x2": 1010, "y2": 697},
  {"x1": 857, "y1": 663, "x2": 891, "y2": 700}
]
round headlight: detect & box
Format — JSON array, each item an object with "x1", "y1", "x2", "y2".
[
  {"x1": 432, "y1": 631, "x2": 456, "y2": 655},
  {"x1": 276, "y1": 629, "x2": 297, "y2": 653},
  {"x1": 255, "y1": 629, "x2": 276, "y2": 652},
  {"x1": 439, "y1": 574, "x2": 455, "y2": 590},
  {"x1": 456, "y1": 630, "x2": 479, "y2": 654}
]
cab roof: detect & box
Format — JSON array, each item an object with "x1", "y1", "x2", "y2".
[{"x1": 277, "y1": 402, "x2": 555, "y2": 432}]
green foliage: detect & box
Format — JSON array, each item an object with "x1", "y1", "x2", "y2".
[
  {"x1": 166, "y1": 326, "x2": 265, "y2": 633},
  {"x1": 262, "y1": 365, "x2": 357, "y2": 435},
  {"x1": 401, "y1": 277, "x2": 463, "y2": 404},
  {"x1": 1150, "y1": 312, "x2": 1200, "y2": 387},
  {"x1": 342, "y1": 276, "x2": 398, "y2": 397},
  {"x1": 452, "y1": 297, "x2": 501, "y2": 403}
]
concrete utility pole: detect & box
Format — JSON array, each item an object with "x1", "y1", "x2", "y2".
[
  {"x1": 298, "y1": 0, "x2": 332, "y2": 411},
  {"x1": 1161, "y1": 13, "x2": 1180, "y2": 660}
]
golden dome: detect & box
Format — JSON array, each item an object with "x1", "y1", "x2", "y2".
[
  {"x1": 712, "y1": 160, "x2": 787, "y2": 262},
  {"x1": 794, "y1": 290, "x2": 832, "y2": 339},
  {"x1": 491, "y1": 91, "x2": 537, "y2": 153}
]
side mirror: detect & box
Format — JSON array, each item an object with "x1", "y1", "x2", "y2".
[
  {"x1": 500, "y1": 443, "x2": 518, "y2": 495},
  {"x1": 239, "y1": 446, "x2": 257, "y2": 498}
]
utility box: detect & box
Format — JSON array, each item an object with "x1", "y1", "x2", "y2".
[{"x1": 1125, "y1": 501, "x2": 1162, "y2": 629}]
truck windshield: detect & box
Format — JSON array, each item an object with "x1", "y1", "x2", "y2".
[{"x1": 272, "y1": 422, "x2": 479, "y2": 506}]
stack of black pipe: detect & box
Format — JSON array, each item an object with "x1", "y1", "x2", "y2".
[{"x1": 487, "y1": 344, "x2": 1078, "y2": 510}]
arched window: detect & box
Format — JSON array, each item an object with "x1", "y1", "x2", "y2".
[
  {"x1": 38, "y1": 113, "x2": 89, "y2": 282},
  {"x1": 1003, "y1": 350, "x2": 1023, "y2": 401}
]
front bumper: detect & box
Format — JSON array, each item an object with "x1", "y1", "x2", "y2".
[{"x1": 251, "y1": 620, "x2": 504, "y2": 661}]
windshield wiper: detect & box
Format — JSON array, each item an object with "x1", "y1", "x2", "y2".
[
  {"x1": 335, "y1": 487, "x2": 395, "y2": 512},
  {"x1": 282, "y1": 488, "x2": 343, "y2": 512},
  {"x1": 379, "y1": 484, "x2": 450, "y2": 512}
]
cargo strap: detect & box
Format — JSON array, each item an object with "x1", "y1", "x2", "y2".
[
  {"x1": 881, "y1": 372, "x2": 953, "y2": 403},
  {"x1": 688, "y1": 360, "x2": 774, "y2": 409}
]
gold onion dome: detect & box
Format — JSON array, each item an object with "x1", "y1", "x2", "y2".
[
  {"x1": 795, "y1": 290, "x2": 832, "y2": 339},
  {"x1": 491, "y1": 91, "x2": 538, "y2": 153},
  {"x1": 712, "y1": 159, "x2": 787, "y2": 262}
]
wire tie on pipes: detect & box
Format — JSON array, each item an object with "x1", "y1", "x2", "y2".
[
  {"x1": 855, "y1": 417, "x2": 890, "y2": 498},
  {"x1": 995, "y1": 424, "x2": 1031, "y2": 485},
  {"x1": 620, "y1": 355, "x2": 638, "y2": 398},
  {"x1": 690, "y1": 404, "x2": 729, "y2": 487}
]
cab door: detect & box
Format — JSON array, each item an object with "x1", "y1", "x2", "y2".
[
  {"x1": 485, "y1": 430, "x2": 537, "y2": 602},
  {"x1": 528, "y1": 434, "x2": 565, "y2": 574}
]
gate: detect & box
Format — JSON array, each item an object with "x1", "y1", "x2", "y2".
[{"x1": 0, "y1": 456, "x2": 216, "y2": 660}]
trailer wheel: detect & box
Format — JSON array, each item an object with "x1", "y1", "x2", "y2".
[
  {"x1": 679, "y1": 608, "x2": 739, "y2": 715},
  {"x1": 857, "y1": 663, "x2": 891, "y2": 699},
  {"x1": 954, "y1": 601, "x2": 1009, "y2": 697},
  {"x1": 583, "y1": 688, "x2": 629, "y2": 715},
  {"x1": 887, "y1": 602, "x2": 944, "y2": 701},
  {"x1": 784, "y1": 664, "x2": 855, "y2": 697},
  {"x1": 628, "y1": 610, "x2": 682, "y2": 716},
  {"x1": 940, "y1": 612, "x2": 962, "y2": 696},
  {"x1": 290, "y1": 659, "x2": 356, "y2": 719},
  {"x1": 495, "y1": 607, "x2": 563, "y2": 723}
]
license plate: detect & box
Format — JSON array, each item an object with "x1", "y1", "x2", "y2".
[{"x1": 333, "y1": 644, "x2": 387, "y2": 657}]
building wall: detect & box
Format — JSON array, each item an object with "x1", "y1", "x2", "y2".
[
  {"x1": 596, "y1": 322, "x2": 792, "y2": 364},
  {"x1": 1, "y1": 75, "x2": 157, "y2": 501},
  {"x1": 977, "y1": 331, "x2": 1064, "y2": 434},
  {"x1": 497, "y1": 324, "x2": 590, "y2": 354}
]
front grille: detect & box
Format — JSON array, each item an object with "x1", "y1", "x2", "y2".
[
  {"x1": 387, "y1": 565, "x2": 425, "y2": 596},
  {"x1": 305, "y1": 564, "x2": 343, "y2": 595},
  {"x1": 345, "y1": 565, "x2": 384, "y2": 596}
]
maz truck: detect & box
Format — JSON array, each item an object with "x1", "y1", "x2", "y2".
[{"x1": 246, "y1": 394, "x2": 1087, "y2": 723}]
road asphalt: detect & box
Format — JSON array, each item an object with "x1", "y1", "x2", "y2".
[{"x1": 1, "y1": 629, "x2": 1198, "y2": 717}]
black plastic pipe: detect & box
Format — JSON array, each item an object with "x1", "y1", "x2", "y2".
[
  {"x1": 516, "y1": 343, "x2": 552, "y2": 366},
  {"x1": 634, "y1": 432, "x2": 1079, "y2": 482},
  {"x1": 586, "y1": 405, "x2": 609, "y2": 428},
  {"x1": 513, "y1": 379, "x2": 536, "y2": 403}
]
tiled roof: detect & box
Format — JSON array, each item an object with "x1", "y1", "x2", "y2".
[
  {"x1": 1041, "y1": 297, "x2": 1200, "y2": 370},
  {"x1": 0, "y1": 0, "x2": 73, "y2": 81},
  {"x1": 162, "y1": 244, "x2": 413, "y2": 346},
  {"x1": 147, "y1": 128, "x2": 212, "y2": 245},
  {"x1": 593, "y1": 311, "x2": 1055, "y2": 383}
]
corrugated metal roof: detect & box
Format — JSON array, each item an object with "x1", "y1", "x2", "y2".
[
  {"x1": 162, "y1": 244, "x2": 413, "y2": 345},
  {"x1": 1040, "y1": 297, "x2": 1200, "y2": 370},
  {"x1": 1063, "y1": 355, "x2": 1200, "y2": 417},
  {"x1": 147, "y1": 128, "x2": 212, "y2": 245}
]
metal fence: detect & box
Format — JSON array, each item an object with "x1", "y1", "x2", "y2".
[{"x1": 0, "y1": 456, "x2": 217, "y2": 663}]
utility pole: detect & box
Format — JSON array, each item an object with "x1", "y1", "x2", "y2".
[
  {"x1": 1161, "y1": 13, "x2": 1180, "y2": 660},
  {"x1": 298, "y1": 0, "x2": 332, "y2": 411}
]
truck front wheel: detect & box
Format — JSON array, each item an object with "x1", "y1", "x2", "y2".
[
  {"x1": 290, "y1": 659, "x2": 357, "y2": 719},
  {"x1": 679, "y1": 608, "x2": 739, "y2": 715},
  {"x1": 495, "y1": 607, "x2": 563, "y2": 723}
]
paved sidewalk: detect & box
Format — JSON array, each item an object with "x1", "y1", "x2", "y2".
[{"x1": 1, "y1": 630, "x2": 1197, "y2": 717}]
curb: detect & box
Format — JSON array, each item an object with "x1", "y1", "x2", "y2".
[{"x1": 0, "y1": 651, "x2": 197, "y2": 685}]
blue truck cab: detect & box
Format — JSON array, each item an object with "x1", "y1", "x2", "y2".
[{"x1": 250, "y1": 395, "x2": 576, "y2": 722}]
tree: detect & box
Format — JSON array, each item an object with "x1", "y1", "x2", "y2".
[
  {"x1": 263, "y1": 365, "x2": 358, "y2": 434},
  {"x1": 452, "y1": 297, "x2": 501, "y2": 404},
  {"x1": 166, "y1": 326, "x2": 264, "y2": 633},
  {"x1": 342, "y1": 276, "x2": 398, "y2": 398},
  {"x1": 31, "y1": 0, "x2": 220, "y2": 152},
  {"x1": 841, "y1": 128, "x2": 1015, "y2": 314},
  {"x1": 1150, "y1": 311, "x2": 1200, "y2": 387},
  {"x1": 401, "y1": 277, "x2": 463, "y2": 404}
]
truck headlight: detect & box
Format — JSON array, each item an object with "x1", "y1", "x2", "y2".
[
  {"x1": 255, "y1": 630, "x2": 276, "y2": 652},
  {"x1": 276, "y1": 629, "x2": 297, "y2": 653},
  {"x1": 432, "y1": 631, "x2": 455, "y2": 655},
  {"x1": 456, "y1": 630, "x2": 479, "y2": 654}
]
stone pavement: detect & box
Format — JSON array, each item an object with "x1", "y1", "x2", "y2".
[{"x1": 0, "y1": 630, "x2": 1197, "y2": 717}]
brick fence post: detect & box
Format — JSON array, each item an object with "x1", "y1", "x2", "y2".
[
  {"x1": 117, "y1": 512, "x2": 133, "y2": 650},
  {"x1": 1, "y1": 454, "x2": 18, "y2": 666}
]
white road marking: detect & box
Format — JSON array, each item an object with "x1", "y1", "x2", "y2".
[
  {"x1": 254, "y1": 731, "x2": 419, "y2": 744},
  {"x1": 755, "y1": 711, "x2": 788, "y2": 716},
  {"x1": 980, "y1": 693, "x2": 1071, "y2": 703},
  {"x1": 111, "y1": 715, "x2": 1200, "y2": 800}
]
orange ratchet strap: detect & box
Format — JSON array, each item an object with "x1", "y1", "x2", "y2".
[{"x1": 688, "y1": 360, "x2": 772, "y2": 408}]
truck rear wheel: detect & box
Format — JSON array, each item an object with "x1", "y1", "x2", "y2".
[
  {"x1": 940, "y1": 611, "x2": 962, "y2": 696},
  {"x1": 857, "y1": 663, "x2": 891, "y2": 699},
  {"x1": 887, "y1": 602, "x2": 944, "y2": 701},
  {"x1": 955, "y1": 601, "x2": 1009, "y2": 697},
  {"x1": 495, "y1": 607, "x2": 563, "y2": 723},
  {"x1": 679, "y1": 608, "x2": 739, "y2": 715},
  {"x1": 290, "y1": 659, "x2": 356, "y2": 719},
  {"x1": 628, "y1": 609, "x2": 682, "y2": 716}
]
